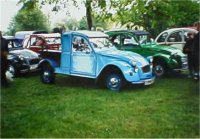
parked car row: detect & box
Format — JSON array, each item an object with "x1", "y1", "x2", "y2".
[
  {"x1": 106, "y1": 30, "x2": 188, "y2": 77},
  {"x1": 3, "y1": 28, "x2": 193, "y2": 91}
]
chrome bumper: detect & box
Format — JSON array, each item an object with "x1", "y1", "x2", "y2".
[
  {"x1": 131, "y1": 76, "x2": 155, "y2": 85},
  {"x1": 20, "y1": 64, "x2": 39, "y2": 73}
]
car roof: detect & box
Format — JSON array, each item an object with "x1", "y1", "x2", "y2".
[
  {"x1": 15, "y1": 31, "x2": 48, "y2": 39},
  {"x1": 106, "y1": 30, "x2": 149, "y2": 35},
  {"x1": 63, "y1": 30, "x2": 108, "y2": 38},
  {"x1": 29, "y1": 33, "x2": 61, "y2": 38},
  {"x1": 3, "y1": 36, "x2": 17, "y2": 40},
  {"x1": 159, "y1": 28, "x2": 197, "y2": 34},
  {"x1": 155, "y1": 28, "x2": 198, "y2": 42}
]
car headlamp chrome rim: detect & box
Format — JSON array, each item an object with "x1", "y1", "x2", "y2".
[
  {"x1": 19, "y1": 55, "x2": 24, "y2": 60},
  {"x1": 131, "y1": 60, "x2": 137, "y2": 67},
  {"x1": 149, "y1": 56, "x2": 153, "y2": 63},
  {"x1": 131, "y1": 60, "x2": 139, "y2": 73},
  {"x1": 134, "y1": 67, "x2": 139, "y2": 73}
]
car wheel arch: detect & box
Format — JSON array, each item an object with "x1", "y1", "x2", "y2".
[{"x1": 97, "y1": 65, "x2": 124, "y2": 83}]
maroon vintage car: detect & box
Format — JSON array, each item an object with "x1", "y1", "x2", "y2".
[{"x1": 22, "y1": 33, "x2": 61, "y2": 53}]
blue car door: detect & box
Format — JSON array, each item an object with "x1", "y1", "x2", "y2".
[{"x1": 71, "y1": 35, "x2": 96, "y2": 77}]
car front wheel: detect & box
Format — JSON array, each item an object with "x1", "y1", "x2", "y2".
[
  {"x1": 105, "y1": 73, "x2": 124, "y2": 91},
  {"x1": 40, "y1": 64, "x2": 55, "y2": 84},
  {"x1": 6, "y1": 64, "x2": 16, "y2": 78},
  {"x1": 153, "y1": 62, "x2": 166, "y2": 77}
]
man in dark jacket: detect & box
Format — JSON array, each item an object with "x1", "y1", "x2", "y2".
[
  {"x1": 1, "y1": 31, "x2": 9, "y2": 86},
  {"x1": 193, "y1": 21, "x2": 200, "y2": 80},
  {"x1": 183, "y1": 32, "x2": 195, "y2": 78}
]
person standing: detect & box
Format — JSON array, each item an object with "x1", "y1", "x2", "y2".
[
  {"x1": 183, "y1": 32, "x2": 195, "y2": 78},
  {"x1": 0, "y1": 31, "x2": 9, "y2": 86},
  {"x1": 193, "y1": 21, "x2": 200, "y2": 80}
]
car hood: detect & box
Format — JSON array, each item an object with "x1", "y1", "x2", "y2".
[
  {"x1": 96, "y1": 49, "x2": 149, "y2": 66},
  {"x1": 9, "y1": 49, "x2": 39, "y2": 59},
  {"x1": 141, "y1": 43, "x2": 182, "y2": 55}
]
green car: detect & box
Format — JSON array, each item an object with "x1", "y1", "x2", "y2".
[{"x1": 106, "y1": 30, "x2": 188, "y2": 77}]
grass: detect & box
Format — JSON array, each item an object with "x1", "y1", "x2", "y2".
[{"x1": 1, "y1": 73, "x2": 199, "y2": 138}]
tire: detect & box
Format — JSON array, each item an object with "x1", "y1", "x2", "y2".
[
  {"x1": 40, "y1": 64, "x2": 55, "y2": 84},
  {"x1": 105, "y1": 73, "x2": 124, "y2": 91},
  {"x1": 6, "y1": 64, "x2": 16, "y2": 78},
  {"x1": 153, "y1": 61, "x2": 166, "y2": 77}
]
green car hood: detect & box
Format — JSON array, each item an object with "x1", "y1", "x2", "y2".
[{"x1": 141, "y1": 43, "x2": 184, "y2": 56}]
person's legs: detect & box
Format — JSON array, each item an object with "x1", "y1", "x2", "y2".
[
  {"x1": 1, "y1": 55, "x2": 8, "y2": 86},
  {"x1": 193, "y1": 54, "x2": 199, "y2": 80},
  {"x1": 187, "y1": 55, "x2": 193, "y2": 78}
]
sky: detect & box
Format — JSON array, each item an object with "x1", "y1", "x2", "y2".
[{"x1": 0, "y1": 0, "x2": 86, "y2": 32}]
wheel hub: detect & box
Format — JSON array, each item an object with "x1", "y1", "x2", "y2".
[{"x1": 110, "y1": 77, "x2": 119, "y2": 85}]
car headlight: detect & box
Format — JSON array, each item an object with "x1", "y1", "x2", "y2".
[
  {"x1": 131, "y1": 60, "x2": 139, "y2": 73},
  {"x1": 134, "y1": 66, "x2": 139, "y2": 73},
  {"x1": 19, "y1": 55, "x2": 25, "y2": 61},
  {"x1": 131, "y1": 60, "x2": 137, "y2": 67}
]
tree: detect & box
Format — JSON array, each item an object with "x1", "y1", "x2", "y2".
[
  {"x1": 94, "y1": 0, "x2": 199, "y2": 37},
  {"x1": 7, "y1": 1, "x2": 49, "y2": 35},
  {"x1": 18, "y1": 0, "x2": 107, "y2": 30}
]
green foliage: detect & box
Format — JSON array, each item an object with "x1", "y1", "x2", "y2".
[
  {"x1": 94, "y1": 0, "x2": 199, "y2": 37},
  {"x1": 1, "y1": 74, "x2": 199, "y2": 138},
  {"x1": 7, "y1": 1, "x2": 49, "y2": 35},
  {"x1": 79, "y1": 17, "x2": 88, "y2": 30}
]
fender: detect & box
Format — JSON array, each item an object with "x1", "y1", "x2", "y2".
[
  {"x1": 153, "y1": 53, "x2": 178, "y2": 68},
  {"x1": 97, "y1": 60, "x2": 140, "y2": 82},
  {"x1": 153, "y1": 53, "x2": 170, "y2": 64},
  {"x1": 38, "y1": 58, "x2": 59, "y2": 69}
]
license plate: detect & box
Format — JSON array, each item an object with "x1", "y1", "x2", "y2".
[
  {"x1": 144, "y1": 79, "x2": 154, "y2": 85},
  {"x1": 30, "y1": 64, "x2": 38, "y2": 70}
]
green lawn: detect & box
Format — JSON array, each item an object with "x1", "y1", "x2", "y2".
[{"x1": 1, "y1": 73, "x2": 199, "y2": 138}]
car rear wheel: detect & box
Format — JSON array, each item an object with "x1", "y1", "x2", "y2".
[
  {"x1": 105, "y1": 73, "x2": 124, "y2": 91},
  {"x1": 40, "y1": 64, "x2": 55, "y2": 84}
]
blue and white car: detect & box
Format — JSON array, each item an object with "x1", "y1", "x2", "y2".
[{"x1": 39, "y1": 31, "x2": 155, "y2": 91}]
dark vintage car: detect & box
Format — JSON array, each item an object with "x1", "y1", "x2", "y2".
[{"x1": 3, "y1": 36, "x2": 41, "y2": 77}]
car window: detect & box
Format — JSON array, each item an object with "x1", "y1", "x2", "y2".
[
  {"x1": 109, "y1": 35, "x2": 120, "y2": 46},
  {"x1": 30, "y1": 37, "x2": 37, "y2": 46},
  {"x1": 183, "y1": 31, "x2": 195, "y2": 42},
  {"x1": 157, "y1": 32, "x2": 168, "y2": 43},
  {"x1": 167, "y1": 31, "x2": 182, "y2": 42},
  {"x1": 121, "y1": 34, "x2": 139, "y2": 47},
  {"x1": 45, "y1": 37, "x2": 61, "y2": 45},
  {"x1": 72, "y1": 36, "x2": 91, "y2": 53}
]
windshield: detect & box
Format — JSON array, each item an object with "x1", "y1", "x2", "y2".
[
  {"x1": 89, "y1": 37, "x2": 116, "y2": 51},
  {"x1": 8, "y1": 40, "x2": 21, "y2": 49},
  {"x1": 137, "y1": 34, "x2": 153, "y2": 44}
]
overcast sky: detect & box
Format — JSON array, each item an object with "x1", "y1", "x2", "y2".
[{"x1": 0, "y1": 0, "x2": 86, "y2": 32}]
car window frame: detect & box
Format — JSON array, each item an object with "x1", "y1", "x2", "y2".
[{"x1": 166, "y1": 30, "x2": 184, "y2": 43}]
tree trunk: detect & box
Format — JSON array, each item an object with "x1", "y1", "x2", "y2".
[{"x1": 85, "y1": 0, "x2": 93, "y2": 30}]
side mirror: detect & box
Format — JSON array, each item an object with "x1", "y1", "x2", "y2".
[
  {"x1": 150, "y1": 38, "x2": 155, "y2": 43},
  {"x1": 85, "y1": 47, "x2": 91, "y2": 54}
]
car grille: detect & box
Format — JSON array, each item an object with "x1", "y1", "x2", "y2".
[
  {"x1": 29, "y1": 58, "x2": 40, "y2": 65},
  {"x1": 142, "y1": 65, "x2": 150, "y2": 73}
]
